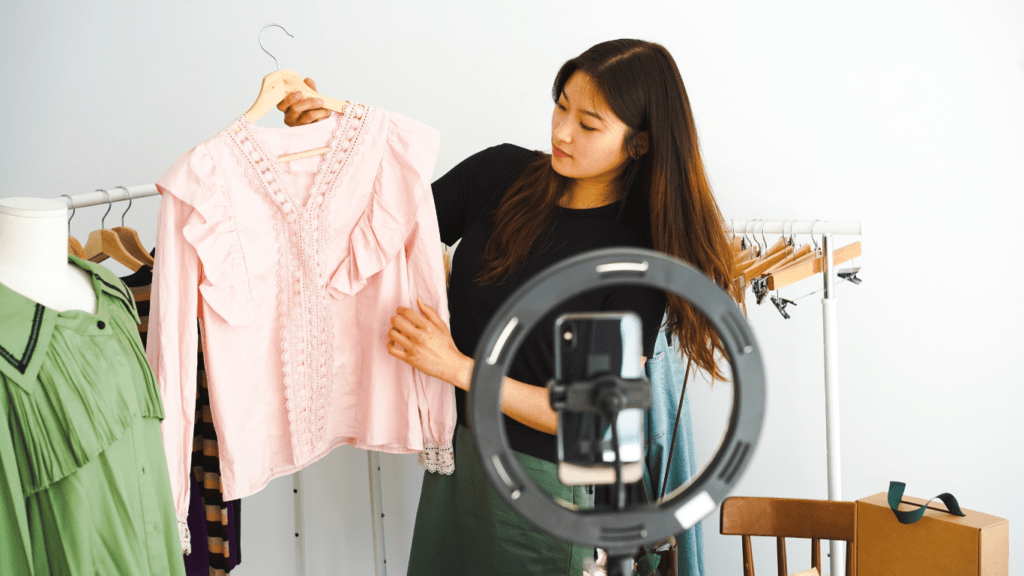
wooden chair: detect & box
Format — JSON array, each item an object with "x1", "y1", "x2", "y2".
[{"x1": 720, "y1": 497, "x2": 856, "y2": 576}]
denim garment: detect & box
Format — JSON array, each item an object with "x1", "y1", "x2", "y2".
[{"x1": 643, "y1": 329, "x2": 706, "y2": 576}]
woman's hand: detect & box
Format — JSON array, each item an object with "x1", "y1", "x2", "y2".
[
  {"x1": 387, "y1": 299, "x2": 473, "y2": 390},
  {"x1": 388, "y1": 300, "x2": 558, "y2": 434},
  {"x1": 277, "y1": 78, "x2": 331, "y2": 127}
]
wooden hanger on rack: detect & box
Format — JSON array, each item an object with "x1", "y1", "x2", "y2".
[
  {"x1": 756, "y1": 221, "x2": 804, "y2": 276},
  {"x1": 739, "y1": 220, "x2": 789, "y2": 278},
  {"x1": 761, "y1": 220, "x2": 821, "y2": 280},
  {"x1": 733, "y1": 221, "x2": 762, "y2": 268},
  {"x1": 244, "y1": 24, "x2": 349, "y2": 163},
  {"x1": 767, "y1": 241, "x2": 861, "y2": 291},
  {"x1": 61, "y1": 195, "x2": 86, "y2": 259},
  {"x1": 763, "y1": 243, "x2": 812, "y2": 276},
  {"x1": 109, "y1": 186, "x2": 154, "y2": 267},
  {"x1": 83, "y1": 189, "x2": 145, "y2": 271}
]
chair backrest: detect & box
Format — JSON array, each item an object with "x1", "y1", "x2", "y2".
[{"x1": 719, "y1": 497, "x2": 856, "y2": 576}]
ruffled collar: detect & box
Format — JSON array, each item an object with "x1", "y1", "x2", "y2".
[{"x1": 0, "y1": 256, "x2": 138, "y2": 389}]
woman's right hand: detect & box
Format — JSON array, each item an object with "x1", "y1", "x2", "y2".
[{"x1": 278, "y1": 78, "x2": 331, "y2": 127}]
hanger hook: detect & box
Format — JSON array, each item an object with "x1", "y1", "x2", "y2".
[
  {"x1": 810, "y1": 219, "x2": 822, "y2": 251},
  {"x1": 114, "y1": 186, "x2": 132, "y2": 227},
  {"x1": 259, "y1": 23, "x2": 294, "y2": 72},
  {"x1": 759, "y1": 219, "x2": 768, "y2": 250},
  {"x1": 743, "y1": 220, "x2": 753, "y2": 248},
  {"x1": 60, "y1": 194, "x2": 75, "y2": 235},
  {"x1": 97, "y1": 189, "x2": 112, "y2": 229}
]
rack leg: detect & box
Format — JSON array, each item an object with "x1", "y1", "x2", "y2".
[
  {"x1": 294, "y1": 470, "x2": 306, "y2": 576},
  {"x1": 368, "y1": 451, "x2": 388, "y2": 576},
  {"x1": 821, "y1": 235, "x2": 844, "y2": 576}
]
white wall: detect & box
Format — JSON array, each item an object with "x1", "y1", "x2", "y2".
[{"x1": 2, "y1": 1, "x2": 1022, "y2": 575}]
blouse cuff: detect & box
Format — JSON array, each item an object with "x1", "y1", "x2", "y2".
[
  {"x1": 418, "y1": 442, "x2": 455, "y2": 475},
  {"x1": 178, "y1": 515, "x2": 192, "y2": 555}
]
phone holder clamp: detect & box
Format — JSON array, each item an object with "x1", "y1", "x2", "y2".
[{"x1": 548, "y1": 376, "x2": 652, "y2": 413}]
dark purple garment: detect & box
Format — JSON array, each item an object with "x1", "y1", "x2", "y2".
[{"x1": 183, "y1": 473, "x2": 241, "y2": 575}]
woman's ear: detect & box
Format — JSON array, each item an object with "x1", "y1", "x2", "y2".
[{"x1": 629, "y1": 131, "x2": 650, "y2": 158}]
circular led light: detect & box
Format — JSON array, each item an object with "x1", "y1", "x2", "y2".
[{"x1": 469, "y1": 247, "x2": 765, "y2": 550}]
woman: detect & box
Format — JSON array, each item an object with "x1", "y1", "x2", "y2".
[{"x1": 281, "y1": 39, "x2": 735, "y2": 575}]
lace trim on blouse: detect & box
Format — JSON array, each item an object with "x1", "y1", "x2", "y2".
[
  {"x1": 222, "y1": 105, "x2": 374, "y2": 464},
  {"x1": 178, "y1": 515, "x2": 192, "y2": 555},
  {"x1": 418, "y1": 442, "x2": 455, "y2": 475}
]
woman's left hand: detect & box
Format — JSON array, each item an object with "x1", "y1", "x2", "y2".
[{"x1": 386, "y1": 299, "x2": 472, "y2": 390}]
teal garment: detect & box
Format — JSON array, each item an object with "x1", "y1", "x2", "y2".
[
  {"x1": 0, "y1": 256, "x2": 185, "y2": 576},
  {"x1": 408, "y1": 424, "x2": 593, "y2": 576},
  {"x1": 643, "y1": 329, "x2": 705, "y2": 576}
]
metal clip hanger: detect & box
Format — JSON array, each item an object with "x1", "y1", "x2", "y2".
[{"x1": 770, "y1": 294, "x2": 796, "y2": 319}]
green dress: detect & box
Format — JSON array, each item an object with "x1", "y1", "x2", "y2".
[{"x1": 0, "y1": 256, "x2": 185, "y2": 575}]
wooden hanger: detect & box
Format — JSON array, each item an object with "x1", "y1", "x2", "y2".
[
  {"x1": 733, "y1": 221, "x2": 762, "y2": 268},
  {"x1": 742, "y1": 247, "x2": 793, "y2": 280},
  {"x1": 758, "y1": 222, "x2": 809, "y2": 277},
  {"x1": 767, "y1": 241, "x2": 861, "y2": 291},
  {"x1": 762, "y1": 243, "x2": 812, "y2": 276},
  {"x1": 245, "y1": 69, "x2": 349, "y2": 124},
  {"x1": 243, "y1": 25, "x2": 349, "y2": 164},
  {"x1": 763, "y1": 236, "x2": 789, "y2": 259},
  {"x1": 61, "y1": 195, "x2": 86, "y2": 259},
  {"x1": 83, "y1": 190, "x2": 145, "y2": 271},
  {"x1": 772, "y1": 246, "x2": 819, "y2": 274},
  {"x1": 744, "y1": 232, "x2": 801, "y2": 279},
  {"x1": 762, "y1": 221, "x2": 821, "y2": 280},
  {"x1": 109, "y1": 187, "x2": 154, "y2": 267},
  {"x1": 68, "y1": 237, "x2": 85, "y2": 259},
  {"x1": 732, "y1": 246, "x2": 755, "y2": 268},
  {"x1": 728, "y1": 220, "x2": 744, "y2": 253}
]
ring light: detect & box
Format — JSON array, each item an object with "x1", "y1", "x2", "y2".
[{"x1": 469, "y1": 247, "x2": 765, "y2": 553}]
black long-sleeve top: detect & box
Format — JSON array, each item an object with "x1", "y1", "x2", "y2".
[{"x1": 432, "y1": 143, "x2": 666, "y2": 462}]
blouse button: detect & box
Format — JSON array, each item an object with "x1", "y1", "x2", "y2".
[{"x1": 97, "y1": 321, "x2": 106, "y2": 330}]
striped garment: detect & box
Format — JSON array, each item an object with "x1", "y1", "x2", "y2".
[{"x1": 124, "y1": 264, "x2": 241, "y2": 576}]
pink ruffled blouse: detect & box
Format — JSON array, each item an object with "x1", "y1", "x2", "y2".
[{"x1": 147, "y1": 105, "x2": 456, "y2": 535}]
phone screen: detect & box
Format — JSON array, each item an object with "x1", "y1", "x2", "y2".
[{"x1": 554, "y1": 312, "x2": 645, "y2": 485}]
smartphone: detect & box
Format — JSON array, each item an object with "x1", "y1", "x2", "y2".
[{"x1": 554, "y1": 312, "x2": 645, "y2": 486}]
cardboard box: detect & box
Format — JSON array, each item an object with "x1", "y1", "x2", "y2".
[{"x1": 856, "y1": 492, "x2": 1009, "y2": 575}]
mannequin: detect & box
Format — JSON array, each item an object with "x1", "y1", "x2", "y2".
[{"x1": 0, "y1": 197, "x2": 97, "y2": 314}]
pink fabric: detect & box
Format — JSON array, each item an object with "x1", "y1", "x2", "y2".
[{"x1": 147, "y1": 106, "x2": 455, "y2": 523}]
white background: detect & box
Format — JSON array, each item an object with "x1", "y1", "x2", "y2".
[{"x1": 2, "y1": 1, "x2": 1023, "y2": 574}]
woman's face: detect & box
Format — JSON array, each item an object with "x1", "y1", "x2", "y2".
[{"x1": 550, "y1": 71, "x2": 632, "y2": 185}]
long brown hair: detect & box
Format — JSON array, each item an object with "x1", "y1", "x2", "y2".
[{"x1": 479, "y1": 39, "x2": 739, "y2": 379}]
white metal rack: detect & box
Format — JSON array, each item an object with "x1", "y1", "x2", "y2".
[
  {"x1": 55, "y1": 186, "x2": 390, "y2": 576},
  {"x1": 729, "y1": 219, "x2": 863, "y2": 576}
]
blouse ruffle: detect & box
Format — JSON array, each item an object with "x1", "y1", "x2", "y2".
[
  {"x1": 3, "y1": 262, "x2": 164, "y2": 497},
  {"x1": 155, "y1": 144, "x2": 256, "y2": 328},
  {"x1": 327, "y1": 115, "x2": 441, "y2": 297}
]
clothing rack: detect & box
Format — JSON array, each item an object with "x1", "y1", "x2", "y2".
[
  {"x1": 54, "y1": 186, "x2": 390, "y2": 576},
  {"x1": 57, "y1": 185, "x2": 160, "y2": 208},
  {"x1": 729, "y1": 219, "x2": 863, "y2": 576}
]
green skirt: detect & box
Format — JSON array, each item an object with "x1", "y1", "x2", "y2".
[{"x1": 408, "y1": 425, "x2": 592, "y2": 576}]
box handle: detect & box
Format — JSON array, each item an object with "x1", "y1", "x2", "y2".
[{"x1": 888, "y1": 481, "x2": 966, "y2": 525}]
